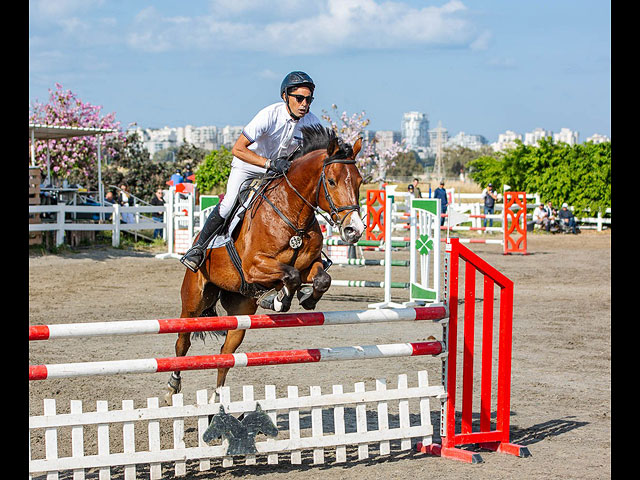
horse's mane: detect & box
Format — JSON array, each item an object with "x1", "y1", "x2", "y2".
[{"x1": 293, "y1": 125, "x2": 353, "y2": 161}]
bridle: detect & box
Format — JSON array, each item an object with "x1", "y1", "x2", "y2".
[
  {"x1": 258, "y1": 152, "x2": 361, "y2": 241},
  {"x1": 314, "y1": 155, "x2": 361, "y2": 230}
]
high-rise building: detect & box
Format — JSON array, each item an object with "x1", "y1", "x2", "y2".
[
  {"x1": 491, "y1": 130, "x2": 522, "y2": 152},
  {"x1": 553, "y1": 127, "x2": 579, "y2": 146},
  {"x1": 374, "y1": 130, "x2": 402, "y2": 152},
  {"x1": 428, "y1": 124, "x2": 449, "y2": 149},
  {"x1": 524, "y1": 128, "x2": 552, "y2": 146},
  {"x1": 401, "y1": 112, "x2": 430, "y2": 150},
  {"x1": 446, "y1": 132, "x2": 488, "y2": 151}
]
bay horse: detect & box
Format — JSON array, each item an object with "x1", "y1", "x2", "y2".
[{"x1": 165, "y1": 126, "x2": 364, "y2": 404}]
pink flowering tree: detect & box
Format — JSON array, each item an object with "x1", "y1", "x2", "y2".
[
  {"x1": 29, "y1": 83, "x2": 126, "y2": 190},
  {"x1": 321, "y1": 104, "x2": 407, "y2": 182}
]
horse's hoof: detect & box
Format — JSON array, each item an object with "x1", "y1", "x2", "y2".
[
  {"x1": 297, "y1": 286, "x2": 317, "y2": 310},
  {"x1": 164, "y1": 385, "x2": 178, "y2": 406},
  {"x1": 164, "y1": 374, "x2": 182, "y2": 405},
  {"x1": 258, "y1": 288, "x2": 291, "y2": 312},
  {"x1": 258, "y1": 289, "x2": 277, "y2": 310}
]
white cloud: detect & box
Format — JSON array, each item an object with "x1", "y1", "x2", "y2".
[{"x1": 126, "y1": 0, "x2": 485, "y2": 54}]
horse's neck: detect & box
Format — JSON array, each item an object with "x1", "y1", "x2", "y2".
[{"x1": 286, "y1": 152, "x2": 324, "y2": 207}]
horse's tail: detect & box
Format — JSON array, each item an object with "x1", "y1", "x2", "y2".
[{"x1": 191, "y1": 304, "x2": 227, "y2": 342}]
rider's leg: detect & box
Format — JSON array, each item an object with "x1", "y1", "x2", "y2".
[
  {"x1": 180, "y1": 205, "x2": 226, "y2": 272},
  {"x1": 180, "y1": 166, "x2": 258, "y2": 273}
]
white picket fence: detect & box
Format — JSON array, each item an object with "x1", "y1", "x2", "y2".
[
  {"x1": 28, "y1": 204, "x2": 167, "y2": 247},
  {"x1": 29, "y1": 370, "x2": 443, "y2": 479}
]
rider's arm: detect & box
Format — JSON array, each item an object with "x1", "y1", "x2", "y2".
[{"x1": 231, "y1": 133, "x2": 269, "y2": 169}]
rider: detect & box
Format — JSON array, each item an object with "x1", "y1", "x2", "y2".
[{"x1": 180, "y1": 71, "x2": 322, "y2": 272}]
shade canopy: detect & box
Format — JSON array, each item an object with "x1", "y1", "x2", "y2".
[
  {"x1": 29, "y1": 124, "x2": 120, "y2": 207},
  {"x1": 29, "y1": 124, "x2": 118, "y2": 140}
]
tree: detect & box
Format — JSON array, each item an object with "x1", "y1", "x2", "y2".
[
  {"x1": 321, "y1": 104, "x2": 406, "y2": 182},
  {"x1": 102, "y1": 131, "x2": 174, "y2": 202},
  {"x1": 468, "y1": 139, "x2": 611, "y2": 212},
  {"x1": 443, "y1": 145, "x2": 495, "y2": 177},
  {"x1": 29, "y1": 83, "x2": 126, "y2": 189},
  {"x1": 195, "y1": 147, "x2": 233, "y2": 194},
  {"x1": 385, "y1": 151, "x2": 424, "y2": 178}
]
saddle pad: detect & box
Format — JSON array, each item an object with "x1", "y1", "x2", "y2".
[{"x1": 206, "y1": 187, "x2": 256, "y2": 250}]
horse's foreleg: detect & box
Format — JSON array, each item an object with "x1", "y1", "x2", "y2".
[
  {"x1": 211, "y1": 292, "x2": 257, "y2": 402},
  {"x1": 165, "y1": 271, "x2": 218, "y2": 405},
  {"x1": 164, "y1": 332, "x2": 191, "y2": 405},
  {"x1": 298, "y1": 259, "x2": 331, "y2": 310},
  {"x1": 248, "y1": 257, "x2": 301, "y2": 313}
]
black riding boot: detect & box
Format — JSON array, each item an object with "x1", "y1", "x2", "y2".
[{"x1": 180, "y1": 206, "x2": 226, "y2": 273}]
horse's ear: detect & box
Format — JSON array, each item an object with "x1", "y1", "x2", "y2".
[
  {"x1": 352, "y1": 137, "x2": 362, "y2": 158},
  {"x1": 327, "y1": 136, "x2": 340, "y2": 157}
]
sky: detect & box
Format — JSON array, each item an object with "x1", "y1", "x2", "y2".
[{"x1": 29, "y1": 0, "x2": 611, "y2": 143}]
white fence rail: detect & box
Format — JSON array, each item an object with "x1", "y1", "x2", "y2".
[
  {"x1": 28, "y1": 204, "x2": 167, "y2": 247},
  {"x1": 29, "y1": 371, "x2": 442, "y2": 479}
]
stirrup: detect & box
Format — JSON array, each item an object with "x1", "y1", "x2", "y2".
[{"x1": 180, "y1": 246, "x2": 206, "y2": 273}]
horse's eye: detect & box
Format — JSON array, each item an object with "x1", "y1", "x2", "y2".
[{"x1": 328, "y1": 179, "x2": 336, "y2": 187}]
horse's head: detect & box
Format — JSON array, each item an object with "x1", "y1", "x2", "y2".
[{"x1": 317, "y1": 135, "x2": 364, "y2": 244}]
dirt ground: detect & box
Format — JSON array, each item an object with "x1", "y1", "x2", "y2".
[{"x1": 28, "y1": 231, "x2": 611, "y2": 479}]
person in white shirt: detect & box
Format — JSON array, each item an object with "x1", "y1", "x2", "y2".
[
  {"x1": 532, "y1": 203, "x2": 549, "y2": 230},
  {"x1": 181, "y1": 71, "x2": 322, "y2": 272}
]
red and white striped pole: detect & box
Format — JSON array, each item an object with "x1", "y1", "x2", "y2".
[
  {"x1": 29, "y1": 341, "x2": 444, "y2": 380},
  {"x1": 29, "y1": 306, "x2": 447, "y2": 341}
]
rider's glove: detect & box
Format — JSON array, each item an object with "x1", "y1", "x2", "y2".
[{"x1": 266, "y1": 157, "x2": 290, "y2": 175}]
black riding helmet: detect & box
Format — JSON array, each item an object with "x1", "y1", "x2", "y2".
[
  {"x1": 280, "y1": 71, "x2": 315, "y2": 97},
  {"x1": 281, "y1": 71, "x2": 315, "y2": 120}
]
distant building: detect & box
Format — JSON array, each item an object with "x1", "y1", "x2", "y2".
[
  {"x1": 401, "y1": 112, "x2": 430, "y2": 151},
  {"x1": 553, "y1": 127, "x2": 579, "y2": 146},
  {"x1": 524, "y1": 128, "x2": 552, "y2": 146},
  {"x1": 428, "y1": 124, "x2": 449, "y2": 148},
  {"x1": 184, "y1": 125, "x2": 220, "y2": 150},
  {"x1": 221, "y1": 125, "x2": 244, "y2": 148},
  {"x1": 491, "y1": 130, "x2": 522, "y2": 152},
  {"x1": 586, "y1": 133, "x2": 610, "y2": 144},
  {"x1": 445, "y1": 131, "x2": 488, "y2": 151},
  {"x1": 134, "y1": 124, "x2": 243, "y2": 156},
  {"x1": 374, "y1": 130, "x2": 402, "y2": 152}
]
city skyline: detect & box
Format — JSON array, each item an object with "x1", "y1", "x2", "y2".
[
  {"x1": 133, "y1": 118, "x2": 603, "y2": 159},
  {"x1": 29, "y1": 1, "x2": 610, "y2": 143}
]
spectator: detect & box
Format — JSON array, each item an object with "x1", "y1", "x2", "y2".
[
  {"x1": 532, "y1": 203, "x2": 549, "y2": 231},
  {"x1": 183, "y1": 164, "x2": 195, "y2": 183},
  {"x1": 170, "y1": 168, "x2": 184, "y2": 186},
  {"x1": 544, "y1": 201, "x2": 557, "y2": 232},
  {"x1": 150, "y1": 188, "x2": 165, "y2": 239},
  {"x1": 118, "y1": 184, "x2": 135, "y2": 224},
  {"x1": 481, "y1": 183, "x2": 498, "y2": 228},
  {"x1": 433, "y1": 180, "x2": 448, "y2": 226},
  {"x1": 558, "y1": 203, "x2": 578, "y2": 234},
  {"x1": 118, "y1": 184, "x2": 133, "y2": 206},
  {"x1": 103, "y1": 190, "x2": 115, "y2": 220},
  {"x1": 412, "y1": 178, "x2": 423, "y2": 198}
]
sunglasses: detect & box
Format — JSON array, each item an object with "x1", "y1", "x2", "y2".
[{"x1": 288, "y1": 93, "x2": 314, "y2": 104}]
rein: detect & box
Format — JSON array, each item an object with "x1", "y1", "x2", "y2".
[{"x1": 265, "y1": 153, "x2": 360, "y2": 243}]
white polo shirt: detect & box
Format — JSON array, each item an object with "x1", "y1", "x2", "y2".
[{"x1": 232, "y1": 101, "x2": 322, "y2": 173}]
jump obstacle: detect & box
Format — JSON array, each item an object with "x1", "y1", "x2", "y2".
[
  {"x1": 29, "y1": 237, "x2": 529, "y2": 478},
  {"x1": 365, "y1": 187, "x2": 528, "y2": 255}
]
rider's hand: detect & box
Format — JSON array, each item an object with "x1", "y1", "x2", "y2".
[{"x1": 267, "y1": 157, "x2": 290, "y2": 175}]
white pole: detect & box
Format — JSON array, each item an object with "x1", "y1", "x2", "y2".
[
  {"x1": 409, "y1": 193, "x2": 416, "y2": 289},
  {"x1": 97, "y1": 134, "x2": 104, "y2": 222},
  {"x1": 55, "y1": 205, "x2": 65, "y2": 246},
  {"x1": 30, "y1": 129, "x2": 36, "y2": 167},
  {"x1": 112, "y1": 204, "x2": 120, "y2": 247}
]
